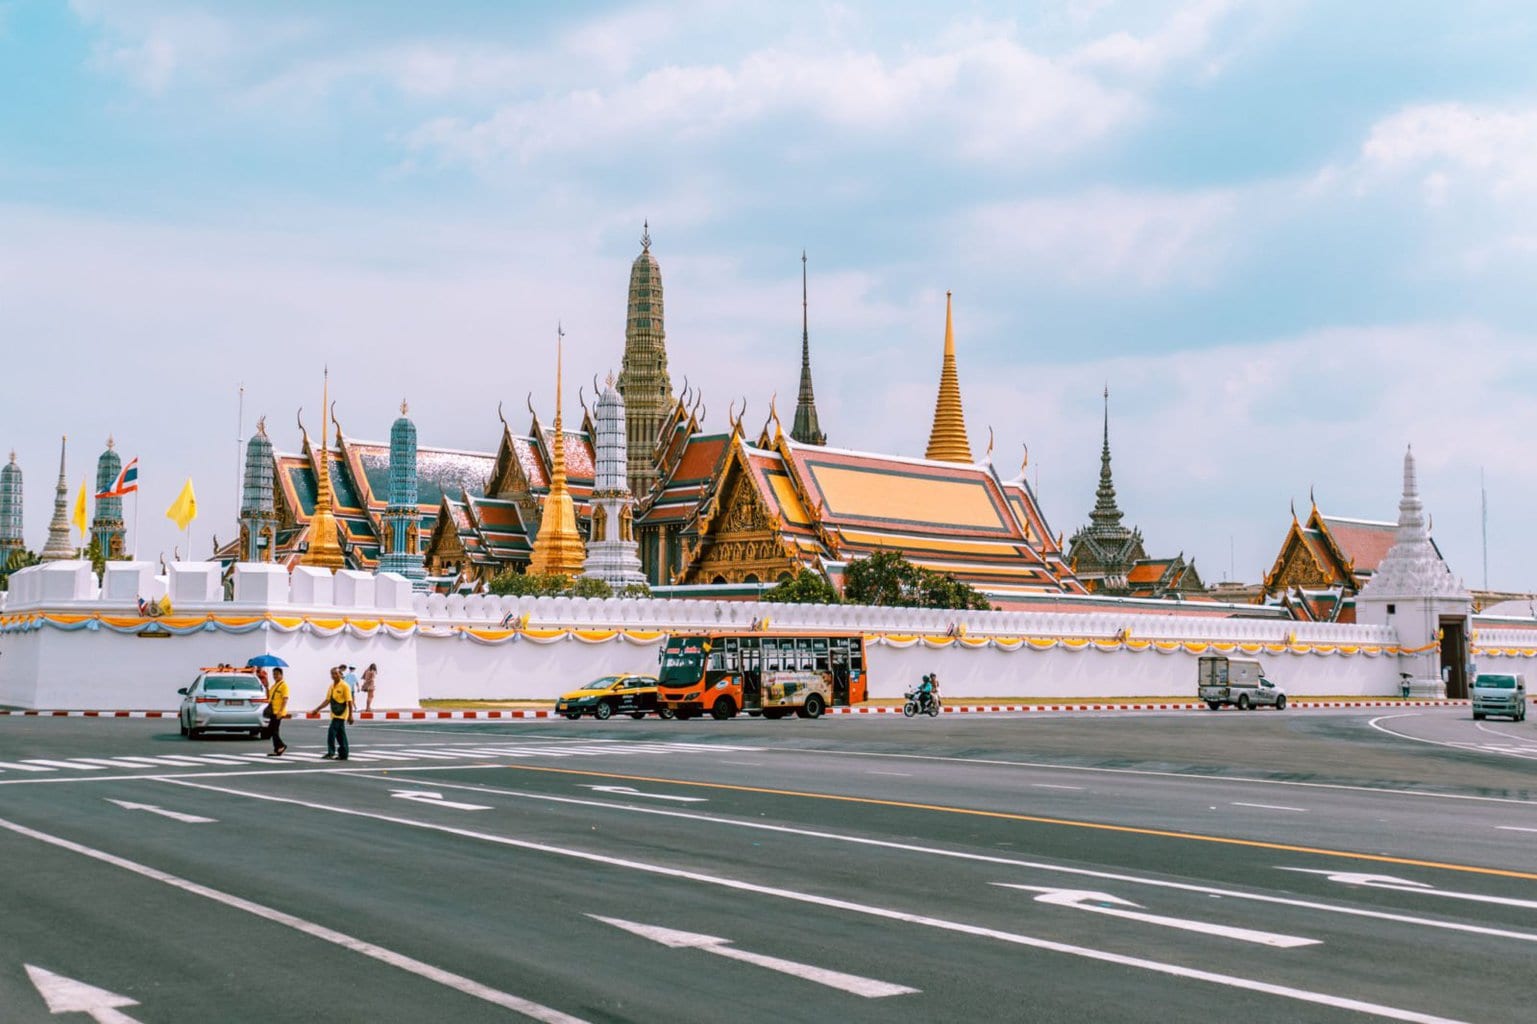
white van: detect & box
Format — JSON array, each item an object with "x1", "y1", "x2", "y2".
[{"x1": 1471, "y1": 673, "x2": 1526, "y2": 722}]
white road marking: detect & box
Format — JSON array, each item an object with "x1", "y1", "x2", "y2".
[
  {"x1": 995, "y1": 885, "x2": 1319, "y2": 948},
  {"x1": 25, "y1": 964, "x2": 141, "y2": 1023},
  {"x1": 0, "y1": 816, "x2": 589, "y2": 1024},
  {"x1": 578, "y1": 785, "x2": 707, "y2": 803},
  {"x1": 390, "y1": 790, "x2": 492, "y2": 811},
  {"x1": 1368, "y1": 714, "x2": 1537, "y2": 762},
  {"x1": 1032, "y1": 784, "x2": 1084, "y2": 791},
  {"x1": 105, "y1": 799, "x2": 216, "y2": 824},
  {"x1": 1496, "y1": 826, "x2": 1537, "y2": 834},
  {"x1": 1233, "y1": 802, "x2": 1308, "y2": 813},
  {"x1": 378, "y1": 774, "x2": 1537, "y2": 946},
  {"x1": 159, "y1": 778, "x2": 1471, "y2": 1024},
  {"x1": 23, "y1": 759, "x2": 106, "y2": 770},
  {"x1": 1279, "y1": 869, "x2": 1537, "y2": 911},
  {"x1": 865, "y1": 770, "x2": 911, "y2": 777},
  {"x1": 0, "y1": 760, "x2": 56, "y2": 772},
  {"x1": 778, "y1": 739, "x2": 1537, "y2": 805},
  {"x1": 719, "y1": 760, "x2": 763, "y2": 766},
  {"x1": 590, "y1": 915, "x2": 918, "y2": 998}
]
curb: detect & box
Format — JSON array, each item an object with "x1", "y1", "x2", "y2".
[{"x1": 0, "y1": 700, "x2": 1468, "y2": 719}]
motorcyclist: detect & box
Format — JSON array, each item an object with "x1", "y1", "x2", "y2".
[{"x1": 917, "y1": 673, "x2": 938, "y2": 714}]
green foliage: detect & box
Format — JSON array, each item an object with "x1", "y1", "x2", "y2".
[
  {"x1": 487, "y1": 570, "x2": 614, "y2": 599},
  {"x1": 618, "y1": 582, "x2": 653, "y2": 599},
  {"x1": 764, "y1": 569, "x2": 841, "y2": 605},
  {"x1": 841, "y1": 549, "x2": 992, "y2": 611},
  {"x1": 0, "y1": 548, "x2": 39, "y2": 590},
  {"x1": 84, "y1": 537, "x2": 105, "y2": 575}
]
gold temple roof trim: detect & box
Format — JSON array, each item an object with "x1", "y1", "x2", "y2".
[{"x1": 924, "y1": 290, "x2": 972, "y2": 463}]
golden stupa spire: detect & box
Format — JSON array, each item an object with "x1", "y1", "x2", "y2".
[
  {"x1": 924, "y1": 290, "x2": 972, "y2": 463},
  {"x1": 529, "y1": 323, "x2": 587, "y2": 576},
  {"x1": 301, "y1": 366, "x2": 346, "y2": 569}
]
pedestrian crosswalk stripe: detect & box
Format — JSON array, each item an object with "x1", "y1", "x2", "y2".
[
  {"x1": 0, "y1": 760, "x2": 58, "y2": 772},
  {"x1": 22, "y1": 759, "x2": 107, "y2": 770}
]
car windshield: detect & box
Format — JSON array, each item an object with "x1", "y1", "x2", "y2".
[
  {"x1": 584, "y1": 676, "x2": 622, "y2": 690},
  {"x1": 204, "y1": 675, "x2": 263, "y2": 692},
  {"x1": 659, "y1": 638, "x2": 706, "y2": 686},
  {"x1": 1476, "y1": 675, "x2": 1517, "y2": 689}
]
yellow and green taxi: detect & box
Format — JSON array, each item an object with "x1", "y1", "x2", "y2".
[{"x1": 555, "y1": 674, "x2": 673, "y2": 721}]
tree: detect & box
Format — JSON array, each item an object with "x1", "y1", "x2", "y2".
[
  {"x1": 764, "y1": 569, "x2": 841, "y2": 605},
  {"x1": 618, "y1": 582, "x2": 653, "y2": 599},
  {"x1": 1, "y1": 548, "x2": 39, "y2": 591},
  {"x1": 487, "y1": 571, "x2": 615, "y2": 599},
  {"x1": 842, "y1": 549, "x2": 992, "y2": 611}
]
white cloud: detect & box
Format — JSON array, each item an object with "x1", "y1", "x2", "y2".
[
  {"x1": 1070, "y1": 0, "x2": 1239, "y2": 79},
  {"x1": 953, "y1": 187, "x2": 1242, "y2": 289},
  {"x1": 1357, "y1": 102, "x2": 1537, "y2": 202}
]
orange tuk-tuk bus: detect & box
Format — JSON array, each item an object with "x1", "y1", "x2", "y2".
[{"x1": 657, "y1": 632, "x2": 868, "y2": 720}]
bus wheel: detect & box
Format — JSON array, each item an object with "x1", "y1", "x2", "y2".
[
  {"x1": 711, "y1": 697, "x2": 736, "y2": 721},
  {"x1": 800, "y1": 694, "x2": 825, "y2": 719},
  {"x1": 675, "y1": 710, "x2": 695, "y2": 721}
]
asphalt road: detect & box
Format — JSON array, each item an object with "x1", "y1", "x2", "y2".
[{"x1": 1, "y1": 706, "x2": 1533, "y2": 1023}]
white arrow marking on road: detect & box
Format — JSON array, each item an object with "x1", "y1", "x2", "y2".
[
  {"x1": 578, "y1": 785, "x2": 707, "y2": 803},
  {"x1": 389, "y1": 790, "x2": 491, "y2": 811},
  {"x1": 589, "y1": 915, "x2": 917, "y2": 998},
  {"x1": 995, "y1": 885, "x2": 1320, "y2": 948},
  {"x1": 104, "y1": 799, "x2": 216, "y2": 824},
  {"x1": 25, "y1": 965, "x2": 141, "y2": 1023},
  {"x1": 1279, "y1": 868, "x2": 1537, "y2": 911}
]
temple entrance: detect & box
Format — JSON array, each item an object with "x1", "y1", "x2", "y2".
[{"x1": 1439, "y1": 617, "x2": 1469, "y2": 698}]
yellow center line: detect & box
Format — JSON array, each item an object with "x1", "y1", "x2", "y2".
[{"x1": 494, "y1": 762, "x2": 1537, "y2": 882}]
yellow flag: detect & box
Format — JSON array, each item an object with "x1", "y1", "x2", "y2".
[
  {"x1": 166, "y1": 478, "x2": 198, "y2": 531},
  {"x1": 72, "y1": 480, "x2": 88, "y2": 537}
]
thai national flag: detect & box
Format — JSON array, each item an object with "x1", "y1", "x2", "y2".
[{"x1": 97, "y1": 458, "x2": 138, "y2": 498}]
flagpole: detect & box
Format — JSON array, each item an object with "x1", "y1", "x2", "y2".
[{"x1": 132, "y1": 489, "x2": 140, "y2": 561}]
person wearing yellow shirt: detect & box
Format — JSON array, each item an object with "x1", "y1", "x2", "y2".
[
  {"x1": 311, "y1": 665, "x2": 354, "y2": 761},
  {"x1": 265, "y1": 667, "x2": 290, "y2": 757}
]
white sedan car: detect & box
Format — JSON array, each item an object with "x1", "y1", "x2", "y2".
[{"x1": 178, "y1": 670, "x2": 267, "y2": 739}]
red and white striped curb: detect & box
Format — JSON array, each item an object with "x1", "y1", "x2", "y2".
[
  {"x1": 830, "y1": 699, "x2": 1468, "y2": 714},
  {"x1": 0, "y1": 700, "x2": 1467, "y2": 719}
]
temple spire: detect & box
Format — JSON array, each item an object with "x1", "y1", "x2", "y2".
[
  {"x1": 0, "y1": 449, "x2": 23, "y2": 561},
  {"x1": 300, "y1": 367, "x2": 345, "y2": 569},
  {"x1": 40, "y1": 436, "x2": 75, "y2": 561},
  {"x1": 617, "y1": 223, "x2": 674, "y2": 495},
  {"x1": 529, "y1": 323, "x2": 587, "y2": 576},
  {"x1": 1089, "y1": 385, "x2": 1124, "y2": 531},
  {"x1": 791, "y1": 250, "x2": 827, "y2": 446},
  {"x1": 924, "y1": 291, "x2": 972, "y2": 463}
]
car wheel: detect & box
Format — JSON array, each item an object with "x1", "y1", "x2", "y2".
[
  {"x1": 1206, "y1": 701, "x2": 1221, "y2": 711},
  {"x1": 593, "y1": 702, "x2": 613, "y2": 721},
  {"x1": 1236, "y1": 694, "x2": 1251, "y2": 711},
  {"x1": 630, "y1": 712, "x2": 646, "y2": 720},
  {"x1": 800, "y1": 694, "x2": 825, "y2": 719},
  {"x1": 179, "y1": 718, "x2": 189, "y2": 737},
  {"x1": 711, "y1": 697, "x2": 736, "y2": 721},
  {"x1": 564, "y1": 712, "x2": 582, "y2": 721},
  {"x1": 657, "y1": 708, "x2": 676, "y2": 720},
  {"x1": 1275, "y1": 695, "x2": 1287, "y2": 711},
  {"x1": 187, "y1": 726, "x2": 202, "y2": 740}
]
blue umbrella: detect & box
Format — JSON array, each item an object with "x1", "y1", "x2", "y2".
[{"x1": 246, "y1": 654, "x2": 288, "y2": 668}]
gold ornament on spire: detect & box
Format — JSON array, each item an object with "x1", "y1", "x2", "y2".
[
  {"x1": 924, "y1": 290, "x2": 972, "y2": 463},
  {"x1": 529, "y1": 323, "x2": 587, "y2": 576},
  {"x1": 301, "y1": 367, "x2": 345, "y2": 569}
]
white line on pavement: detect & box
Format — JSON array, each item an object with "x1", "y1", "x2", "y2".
[
  {"x1": 777, "y1": 742, "x2": 1537, "y2": 806},
  {"x1": 363, "y1": 774, "x2": 1537, "y2": 946},
  {"x1": 1233, "y1": 802, "x2": 1308, "y2": 813},
  {"x1": 22, "y1": 759, "x2": 106, "y2": 770},
  {"x1": 865, "y1": 771, "x2": 911, "y2": 777},
  {"x1": 1368, "y1": 715, "x2": 1537, "y2": 763},
  {"x1": 0, "y1": 815, "x2": 588, "y2": 1024},
  {"x1": 1496, "y1": 826, "x2": 1537, "y2": 834},
  {"x1": 1031, "y1": 784, "x2": 1084, "y2": 791},
  {"x1": 0, "y1": 760, "x2": 55, "y2": 772},
  {"x1": 157, "y1": 776, "x2": 1471, "y2": 1024}
]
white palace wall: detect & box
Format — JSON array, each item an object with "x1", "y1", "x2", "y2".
[{"x1": 6, "y1": 561, "x2": 1529, "y2": 710}]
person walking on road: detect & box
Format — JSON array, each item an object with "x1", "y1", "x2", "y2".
[
  {"x1": 311, "y1": 666, "x2": 354, "y2": 761},
  {"x1": 265, "y1": 667, "x2": 290, "y2": 757},
  {"x1": 361, "y1": 663, "x2": 377, "y2": 712}
]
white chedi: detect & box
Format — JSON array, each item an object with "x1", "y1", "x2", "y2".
[{"x1": 582, "y1": 377, "x2": 646, "y2": 588}]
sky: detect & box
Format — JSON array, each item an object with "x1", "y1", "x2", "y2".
[{"x1": 3, "y1": 0, "x2": 1537, "y2": 589}]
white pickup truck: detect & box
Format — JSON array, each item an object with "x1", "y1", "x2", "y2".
[{"x1": 1198, "y1": 655, "x2": 1287, "y2": 710}]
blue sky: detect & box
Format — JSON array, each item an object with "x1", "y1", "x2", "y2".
[{"x1": 4, "y1": 0, "x2": 1537, "y2": 589}]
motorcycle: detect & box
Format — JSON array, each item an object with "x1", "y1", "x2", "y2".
[{"x1": 902, "y1": 685, "x2": 941, "y2": 718}]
